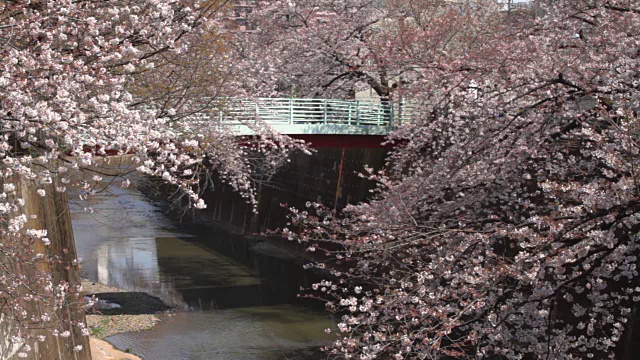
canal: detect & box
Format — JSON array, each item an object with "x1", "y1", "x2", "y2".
[{"x1": 70, "y1": 182, "x2": 335, "y2": 359}]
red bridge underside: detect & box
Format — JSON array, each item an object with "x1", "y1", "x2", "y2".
[
  {"x1": 291, "y1": 134, "x2": 392, "y2": 148},
  {"x1": 84, "y1": 135, "x2": 394, "y2": 156}
]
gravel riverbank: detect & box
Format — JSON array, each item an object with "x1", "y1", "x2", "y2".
[{"x1": 82, "y1": 280, "x2": 169, "y2": 339}]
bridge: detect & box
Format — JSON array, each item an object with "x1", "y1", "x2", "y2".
[{"x1": 211, "y1": 98, "x2": 415, "y2": 136}]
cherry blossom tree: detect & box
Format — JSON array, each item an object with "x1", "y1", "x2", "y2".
[
  {"x1": 235, "y1": 0, "x2": 398, "y2": 99},
  {"x1": 236, "y1": 0, "x2": 503, "y2": 102},
  {"x1": 286, "y1": 0, "x2": 640, "y2": 358},
  {"x1": 0, "y1": 0, "x2": 304, "y2": 357}
]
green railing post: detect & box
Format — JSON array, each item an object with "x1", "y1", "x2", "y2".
[
  {"x1": 254, "y1": 101, "x2": 259, "y2": 124},
  {"x1": 355, "y1": 101, "x2": 360, "y2": 125},
  {"x1": 348, "y1": 102, "x2": 352, "y2": 125},
  {"x1": 323, "y1": 99, "x2": 328, "y2": 124},
  {"x1": 289, "y1": 99, "x2": 293, "y2": 124},
  {"x1": 389, "y1": 103, "x2": 394, "y2": 128}
]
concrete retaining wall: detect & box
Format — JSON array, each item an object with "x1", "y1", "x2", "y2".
[
  {"x1": 1, "y1": 176, "x2": 90, "y2": 360},
  {"x1": 197, "y1": 146, "x2": 387, "y2": 235}
]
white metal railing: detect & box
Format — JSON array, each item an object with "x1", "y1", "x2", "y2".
[{"x1": 211, "y1": 98, "x2": 415, "y2": 128}]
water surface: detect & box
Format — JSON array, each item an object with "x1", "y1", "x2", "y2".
[{"x1": 71, "y1": 183, "x2": 334, "y2": 359}]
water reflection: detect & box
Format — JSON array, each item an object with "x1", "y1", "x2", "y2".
[
  {"x1": 91, "y1": 235, "x2": 267, "y2": 309},
  {"x1": 71, "y1": 184, "x2": 185, "y2": 288},
  {"x1": 95, "y1": 238, "x2": 159, "y2": 292},
  {"x1": 71, "y1": 184, "x2": 334, "y2": 359}
]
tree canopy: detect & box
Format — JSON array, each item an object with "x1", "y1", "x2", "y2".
[
  {"x1": 0, "y1": 1, "x2": 304, "y2": 357},
  {"x1": 284, "y1": 0, "x2": 640, "y2": 358}
]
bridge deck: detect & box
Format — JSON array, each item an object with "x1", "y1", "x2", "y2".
[{"x1": 209, "y1": 98, "x2": 415, "y2": 136}]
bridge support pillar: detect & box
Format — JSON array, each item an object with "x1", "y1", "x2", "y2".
[{"x1": 334, "y1": 147, "x2": 346, "y2": 211}]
